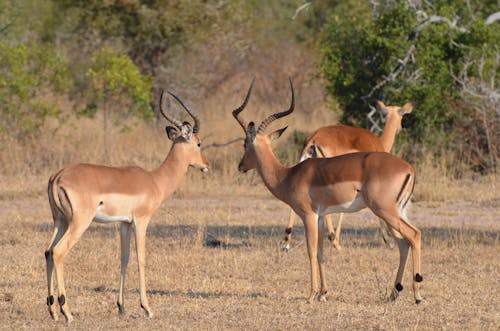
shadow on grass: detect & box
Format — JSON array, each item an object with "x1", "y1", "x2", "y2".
[
  {"x1": 34, "y1": 223, "x2": 499, "y2": 248},
  {"x1": 85, "y1": 285, "x2": 299, "y2": 302}
]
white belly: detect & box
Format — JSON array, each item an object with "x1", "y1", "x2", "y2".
[
  {"x1": 318, "y1": 195, "x2": 366, "y2": 216},
  {"x1": 93, "y1": 204, "x2": 133, "y2": 223}
]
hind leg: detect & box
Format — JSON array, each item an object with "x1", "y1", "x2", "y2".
[
  {"x1": 330, "y1": 213, "x2": 344, "y2": 250},
  {"x1": 45, "y1": 216, "x2": 68, "y2": 321},
  {"x1": 52, "y1": 212, "x2": 92, "y2": 323},
  {"x1": 397, "y1": 218, "x2": 423, "y2": 303},
  {"x1": 387, "y1": 230, "x2": 409, "y2": 301}
]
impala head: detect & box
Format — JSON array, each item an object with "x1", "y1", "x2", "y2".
[
  {"x1": 160, "y1": 90, "x2": 209, "y2": 172},
  {"x1": 375, "y1": 100, "x2": 414, "y2": 132},
  {"x1": 232, "y1": 77, "x2": 294, "y2": 173}
]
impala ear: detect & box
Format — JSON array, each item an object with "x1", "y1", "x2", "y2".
[
  {"x1": 166, "y1": 126, "x2": 180, "y2": 141},
  {"x1": 269, "y1": 126, "x2": 287, "y2": 141},
  {"x1": 375, "y1": 100, "x2": 388, "y2": 115},
  {"x1": 399, "y1": 102, "x2": 414, "y2": 115}
]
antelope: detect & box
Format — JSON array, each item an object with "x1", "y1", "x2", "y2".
[
  {"x1": 44, "y1": 90, "x2": 209, "y2": 323},
  {"x1": 232, "y1": 78, "x2": 423, "y2": 304},
  {"x1": 284, "y1": 101, "x2": 414, "y2": 250}
]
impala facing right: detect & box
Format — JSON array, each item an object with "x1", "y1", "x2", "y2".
[{"x1": 233, "y1": 78, "x2": 423, "y2": 304}]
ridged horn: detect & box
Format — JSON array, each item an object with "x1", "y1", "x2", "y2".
[
  {"x1": 167, "y1": 91, "x2": 201, "y2": 134},
  {"x1": 232, "y1": 77, "x2": 255, "y2": 132},
  {"x1": 159, "y1": 90, "x2": 183, "y2": 129},
  {"x1": 257, "y1": 77, "x2": 294, "y2": 133}
]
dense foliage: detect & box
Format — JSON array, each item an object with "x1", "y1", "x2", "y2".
[{"x1": 319, "y1": 0, "x2": 499, "y2": 169}]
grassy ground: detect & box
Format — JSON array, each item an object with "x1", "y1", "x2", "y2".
[{"x1": 0, "y1": 187, "x2": 498, "y2": 330}]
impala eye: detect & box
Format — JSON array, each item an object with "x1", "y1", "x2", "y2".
[{"x1": 197, "y1": 141, "x2": 201, "y2": 148}]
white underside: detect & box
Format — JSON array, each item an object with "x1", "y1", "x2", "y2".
[
  {"x1": 93, "y1": 205, "x2": 133, "y2": 224},
  {"x1": 317, "y1": 195, "x2": 366, "y2": 216}
]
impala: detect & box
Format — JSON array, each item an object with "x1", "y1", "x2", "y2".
[
  {"x1": 284, "y1": 101, "x2": 414, "y2": 250},
  {"x1": 233, "y1": 78, "x2": 423, "y2": 303},
  {"x1": 45, "y1": 90, "x2": 209, "y2": 323}
]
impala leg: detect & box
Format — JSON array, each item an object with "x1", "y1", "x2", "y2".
[
  {"x1": 397, "y1": 218, "x2": 423, "y2": 304},
  {"x1": 45, "y1": 217, "x2": 67, "y2": 321},
  {"x1": 317, "y1": 216, "x2": 328, "y2": 302},
  {"x1": 331, "y1": 213, "x2": 344, "y2": 250},
  {"x1": 379, "y1": 218, "x2": 395, "y2": 249},
  {"x1": 302, "y1": 213, "x2": 319, "y2": 303},
  {"x1": 282, "y1": 208, "x2": 296, "y2": 251},
  {"x1": 117, "y1": 223, "x2": 132, "y2": 315},
  {"x1": 52, "y1": 219, "x2": 89, "y2": 324},
  {"x1": 388, "y1": 230, "x2": 409, "y2": 302},
  {"x1": 134, "y1": 220, "x2": 153, "y2": 318}
]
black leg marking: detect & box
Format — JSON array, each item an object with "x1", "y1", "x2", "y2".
[
  {"x1": 44, "y1": 250, "x2": 52, "y2": 259},
  {"x1": 285, "y1": 227, "x2": 292, "y2": 235},
  {"x1": 58, "y1": 295, "x2": 65, "y2": 306},
  {"x1": 117, "y1": 301, "x2": 125, "y2": 315},
  {"x1": 395, "y1": 283, "x2": 403, "y2": 292},
  {"x1": 328, "y1": 233, "x2": 335, "y2": 242},
  {"x1": 415, "y1": 274, "x2": 423, "y2": 282},
  {"x1": 47, "y1": 295, "x2": 55, "y2": 306}
]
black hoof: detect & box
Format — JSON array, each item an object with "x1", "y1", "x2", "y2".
[
  {"x1": 415, "y1": 299, "x2": 422, "y2": 304},
  {"x1": 395, "y1": 283, "x2": 403, "y2": 292}
]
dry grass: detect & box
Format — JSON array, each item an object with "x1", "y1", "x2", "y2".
[{"x1": 0, "y1": 193, "x2": 499, "y2": 330}]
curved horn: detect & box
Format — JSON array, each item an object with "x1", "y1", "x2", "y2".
[
  {"x1": 167, "y1": 91, "x2": 201, "y2": 134},
  {"x1": 159, "y1": 90, "x2": 183, "y2": 129},
  {"x1": 232, "y1": 77, "x2": 255, "y2": 132},
  {"x1": 257, "y1": 77, "x2": 295, "y2": 133}
]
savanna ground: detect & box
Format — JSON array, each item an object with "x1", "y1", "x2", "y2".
[{"x1": 0, "y1": 165, "x2": 498, "y2": 330}]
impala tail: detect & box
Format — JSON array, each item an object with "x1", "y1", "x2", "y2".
[{"x1": 396, "y1": 172, "x2": 416, "y2": 220}]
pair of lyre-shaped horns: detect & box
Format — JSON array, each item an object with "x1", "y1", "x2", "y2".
[
  {"x1": 233, "y1": 77, "x2": 295, "y2": 134},
  {"x1": 159, "y1": 77, "x2": 295, "y2": 135},
  {"x1": 159, "y1": 90, "x2": 200, "y2": 134}
]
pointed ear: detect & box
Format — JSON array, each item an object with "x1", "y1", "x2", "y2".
[
  {"x1": 375, "y1": 100, "x2": 388, "y2": 115},
  {"x1": 166, "y1": 126, "x2": 180, "y2": 141},
  {"x1": 268, "y1": 126, "x2": 287, "y2": 141},
  {"x1": 399, "y1": 102, "x2": 414, "y2": 115}
]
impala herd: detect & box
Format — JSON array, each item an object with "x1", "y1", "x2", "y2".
[{"x1": 44, "y1": 78, "x2": 422, "y2": 323}]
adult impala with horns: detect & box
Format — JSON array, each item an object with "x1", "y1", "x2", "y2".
[
  {"x1": 45, "y1": 89, "x2": 209, "y2": 323},
  {"x1": 232, "y1": 77, "x2": 423, "y2": 304}
]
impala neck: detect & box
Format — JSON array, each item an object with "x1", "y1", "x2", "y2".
[
  {"x1": 254, "y1": 141, "x2": 289, "y2": 201},
  {"x1": 152, "y1": 143, "x2": 190, "y2": 201},
  {"x1": 379, "y1": 114, "x2": 400, "y2": 152}
]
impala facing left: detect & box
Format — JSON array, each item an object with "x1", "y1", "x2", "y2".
[{"x1": 45, "y1": 90, "x2": 209, "y2": 323}]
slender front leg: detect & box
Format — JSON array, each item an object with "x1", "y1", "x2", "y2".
[
  {"x1": 282, "y1": 208, "x2": 296, "y2": 251},
  {"x1": 117, "y1": 223, "x2": 132, "y2": 315},
  {"x1": 302, "y1": 213, "x2": 319, "y2": 303},
  {"x1": 331, "y1": 213, "x2": 344, "y2": 250},
  {"x1": 317, "y1": 216, "x2": 328, "y2": 302},
  {"x1": 134, "y1": 219, "x2": 153, "y2": 317}
]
